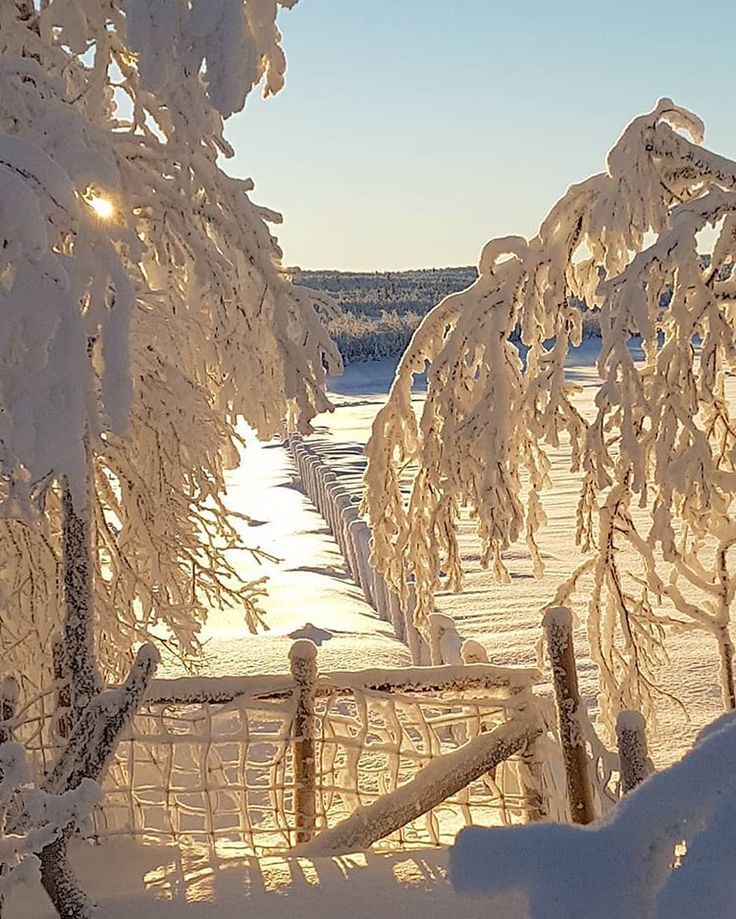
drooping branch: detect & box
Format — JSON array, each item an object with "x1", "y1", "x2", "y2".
[{"x1": 364, "y1": 98, "x2": 736, "y2": 724}]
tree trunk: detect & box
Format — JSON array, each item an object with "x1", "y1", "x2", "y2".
[
  {"x1": 38, "y1": 644, "x2": 159, "y2": 919},
  {"x1": 60, "y1": 453, "x2": 101, "y2": 718},
  {"x1": 39, "y1": 837, "x2": 94, "y2": 919}
]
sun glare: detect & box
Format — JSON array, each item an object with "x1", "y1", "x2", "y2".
[{"x1": 88, "y1": 194, "x2": 115, "y2": 220}]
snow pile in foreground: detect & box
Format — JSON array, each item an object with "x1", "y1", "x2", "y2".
[{"x1": 450, "y1": 711, "x2": 736, "y2": 919}]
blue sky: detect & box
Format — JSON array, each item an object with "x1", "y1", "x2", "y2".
[{"x1": 226, "y1": 0, "x2": 736, "y2": 271}]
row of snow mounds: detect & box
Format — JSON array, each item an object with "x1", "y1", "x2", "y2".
[
  {"x1": 286, "y1": 433, "x2": 426, "y2": 662},
  {"x1": 285, "y1": 434, "x2": 506, "y2": 672}
]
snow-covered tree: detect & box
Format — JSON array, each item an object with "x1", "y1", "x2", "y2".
[
  {"x1": 0, "y1": 0, "x2": 340, "y2": 696},
  {"x1": 363, "y1": 99, "x2": 736, "y2": 726}
]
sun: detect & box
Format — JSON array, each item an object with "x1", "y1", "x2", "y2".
[{"x1": 88, "y1": 194, "x2": 115, "y2": 220}]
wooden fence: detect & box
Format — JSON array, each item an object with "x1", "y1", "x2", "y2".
[{"x1": 11, "y1": 645, "x2": 559, "y2": 854}]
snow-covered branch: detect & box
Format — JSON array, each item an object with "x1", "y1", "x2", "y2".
[
  {"x1": 363, "y1": 99, "x2": 736, "y2": 723},
  {"x1": 0, "y1": 0, "x2": 339, "y2": 689}
]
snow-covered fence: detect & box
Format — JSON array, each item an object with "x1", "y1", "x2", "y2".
[
  {"x1": 287, "y1": 434, "x2": 426, "y2": 660},
  {"x1": 11, "y1": 648, "x2": 553, "y2": 854}
]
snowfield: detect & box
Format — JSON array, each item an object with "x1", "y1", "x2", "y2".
[{"x1": 162, "y1": 429, "x2": 411, "y2": 678}]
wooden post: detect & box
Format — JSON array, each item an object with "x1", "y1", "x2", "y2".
[
  {"x1": 372, "y1": 570, "x2": 390, "y2": 620},
  {"x1": 340, "y1": 503, "x2": 360, "y2": 579},
  {"x1": 519, "y1": 741, "x2": 548, "y2": 823},
  {"x1": 304, "y1": 455, "x2": 319, "y2": 502},
  {"x1": 404, "y1": 583, "x2": 425, "y2": 665},
  {"x1": 322, "y1": 471, "x2": 338, "y2": 533},
  {"x1": 428, "y1": 612, "x2": 462, "y2": 665},
  {"x1": 349, "y1": 519, "x2": 375, "y2": 606},
  {"x1": 290, "y1": 639, "x2": 318, "y2": 844},
  {"x1": 386, "y1": 586, "x2": 405, "y2": 641},
  {"x1": 616, "y1": 710, "x2": 651, "y2": 795},
  {"x1": 334, "y1": 493, "x2": 358, "y2": 574},
  {"x1": 461, "y1": 639, "x2": 489, "y2": 664},
  {"x1": 543, "y1": 606, "x2": 595, "y2": 825}
]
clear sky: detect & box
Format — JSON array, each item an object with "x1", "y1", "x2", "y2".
[{"x1": 225, "y1": 0, "x2": 736, "y2": 272}]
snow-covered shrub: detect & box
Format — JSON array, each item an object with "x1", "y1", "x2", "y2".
[
  {"x1": 363, "y1": 99, "x2": 736, "y2": 725},
  {"x1": 0, "y1": 1, "x2": 339, "y2": 691},
  {"x1": 450, "y1": 711, "x2": 736, "y2": 919}
]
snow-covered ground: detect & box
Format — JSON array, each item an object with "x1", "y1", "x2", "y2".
[
  {"x1": 161, "y1": 430, "x2": 411, "y2": 677},
  {"x1": 6, "y1": 840, "x2": 524, "y2": 918}
]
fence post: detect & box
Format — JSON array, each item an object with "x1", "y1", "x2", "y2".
[
  {"x1": 349, "y1": 519, "x2": 375, "y2": 606},
  {"x1": 616, "y1": 710, "x2": 651, "y2": 794},
  {"x1": 290, "y1": 639, "x2": 318, "y2": 844},
  {"x1": 461, "y1": 639, "x2": 489, "y2": 664},
  {"x1": 543, "y1": 606, "x2": 594, "y2": 825},
  {"x1": 386, "y1": 586, "x2": 405, "y2": 641},
  {"x1": 404, "y1": 583, "x2": 425, "y2": 664},
  {"x1": 519, "y1": 739, "x2": 548, "y2": 823},
  {"x1": 428, "y1": 613, "x2": 462, "y2": 665},
  {"x1": 372, "y1": 570, "x2": 391, "y2": 620}
]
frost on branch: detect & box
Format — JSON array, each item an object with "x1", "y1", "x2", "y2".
[
  {"x1": 0, "y1": 0, "x2": 339, "y2": 690},
  {"x1": 0, "y1": 741, "x2": 99, "y2": 902},
  {"x1": 363, "y1": 98, "x2": 736, "y2": 725}
]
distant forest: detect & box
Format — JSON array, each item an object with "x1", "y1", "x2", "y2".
[{"x1": 294, "y1": 267, "x2": 477, "y2": 363}]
